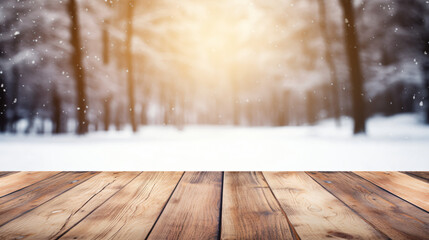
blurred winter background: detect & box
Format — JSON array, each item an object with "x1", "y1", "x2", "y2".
[{"x1": 0, "y1": 0, "x2": 428, "y2": 170}]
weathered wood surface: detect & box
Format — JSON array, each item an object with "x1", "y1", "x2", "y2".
[
  {"x1": 61, "y1": 172, "x2": 183, "y2": 239},
  {"x1": 0, "y1": 172, "x2": 17, "y2": 178},
  {"x1": 309, "y1": 172, "x2": 429, "y2": 239},
  {"x1": 221, "y1": 172, "x2": 293, "y2": 240},
  {"x1": 404, "y1": 171, "x2": 429, "y2": 183},
  {"x1": 0, "y1": 172, "x2": 96, "y2": 205},
  {"x1": 0, "y1": 171, "x2": 427, "y2": 239},
  {"x1": 0, "y1": 172, "x2": 59, "y2": 197},
  {"x1": 263, "y1": 172, "x2": 387, "y2": 239},
  {"x1": 0, "y1": 172, "x2": 97, "y2": 227},
  {"x1": 147, "y1": 172, "x2": 222, "y2": 240},
  {"x1": 0, "y1": 172, "x2": 139, "y2": 239},
  {"x1": 355, "y1": 172, "x2": 429, "y2": 211}
]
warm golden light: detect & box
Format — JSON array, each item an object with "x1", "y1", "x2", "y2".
[{"x1": 129, "y1": 0, "x2": 332, "y2": 124}]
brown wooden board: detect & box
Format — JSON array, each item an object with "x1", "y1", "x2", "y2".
[
  {"x1": 60, "y1": 172, "x2": 183, "y2": 239},
  {"x1": 0, "y1": 171, "x2": 426, "y2": 239},
  {"x1": 309, "y1": 172, "x2": 429, "y2": 239},
  {"x1": 0, "y1": 172, "x2": 139, "y2": 239},
  {"x1": 0, "y1": 172, "x2": 59, "y2": 197},
  {"x1": 0, "y1": 172, "x2": 97, "y2": 227},
  {"x1": 355, "y1": 172, "x2": 429, "y2": 212},
  {"x1": 0, "y1": 172, "x2": 97, "y2": 205},
  {"x1": 403, "y1": 172, "x2": 429, "y2": 183},
  {"x1": 147, "y1": 172, "x2": 222, "y2": 240},
  {"x1": 221, "y1": 172, "x2": 293, "y2": 240},
  {"x1": 263, "y1": 172, "x2": 387, "y2": 239},
  {"x1": 0, "y1": 172, "x2": 18, "y2": 178}
]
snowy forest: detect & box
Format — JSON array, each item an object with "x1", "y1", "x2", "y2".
[{"x1": 0, "y1": 0, "x2": 428, "y2": 135}]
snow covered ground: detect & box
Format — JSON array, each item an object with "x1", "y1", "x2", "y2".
[{"x1": 0, "y1": 114, "x2": 428, "y2": 171}]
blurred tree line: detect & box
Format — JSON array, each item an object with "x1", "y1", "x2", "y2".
[{"x1": 0, "y1": 0, "x2": 428, "y2": 135}]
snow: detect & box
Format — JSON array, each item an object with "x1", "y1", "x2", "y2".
[{"x1": 0, "y1": 114, "x2": 428, "y2": 171}]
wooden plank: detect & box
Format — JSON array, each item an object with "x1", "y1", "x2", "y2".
[
  {"x1": 309, "y1": 172, "x2": 429, "y2": 239},
  {"x1": 221, "y1": 172, "x2": 293, "y2": 240},
  {"x1": 403, "y1": 172, "x2": 429, "y2": 183},
  {"x1": 0, "y1": 172, "x2": 139, "y2": 239},
  {"x1": 0, "y1": 172, "x2": 97, "y2": 205},
  {"x1": 61, "y1": 172, "x2": 183, "y2": 239},
  {"x1": 0, "y1": 172, "x2": 98, "y2": 226},
  {"x1": 355, "y1": 172, "x2": 429, "y2": 211},
  {"x1": 0, "y1": 172, "x2": 18, "y2": 178},
  {"x1": 0, "y1": 172, "x2": 59, "y2": 197},
  {"x1": 147, "y1": 172, "x2": 222, "y2": 240},
  {"x1": 263, "y1": 172, "x2": 387, "y2": 239}
]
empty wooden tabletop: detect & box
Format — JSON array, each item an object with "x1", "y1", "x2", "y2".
[{"x1": 0, "y1": 171, "x2": 427, "y2": 239}]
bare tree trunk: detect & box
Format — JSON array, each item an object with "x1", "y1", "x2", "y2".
[
  {"x1": 115, "y1": 104, "x2": 122, "y2": 131},
  {"x1": 423, "y1": 25, "x2": 429, "y2": 123},
  {"x1": 282, "y1": 90, "x2": 290, "y2": 126},
  {"x1": 317, "y1": 0, "x2": 341, "y2": 125},
  {"x1": 38, "y1": 118, "x2": 45, "y2": 135},
  {"x1": 126, "y1": 0, "x2": 138, "y2": 132},
  {"x1": 94, "y1": 119, "x2": 99, "y2": 132},
  {"x1": 102, "y1": 17, "x2": 111, "y2": 131},
  {"x1": 9, "y1": 65, "x2": 20, "y2": 133},
  {"x1": 161, "y1": 82, "x2": 170, "y2": 125},
  {"x1": 52, "y1": 87, "x2": 63, "y2": 134},
  {"x1": 339, "y1": 0, "x2": 366, "y2": 134},
  {"x1": 68, "y1": 0, "x2": 88, "y2": 135},
  {"x1": 103, "y1": 20, "x2": 110, "y2": 65},
  {"x1": 0, "y1": 18, "x2": 7, "y2": 133},
  {"x1": 25, "y1": 91, "x2": 40, "y2": 134},
  {"x1": 0, "y1": 12, "x2": 8, "y2": 133},
  {"x1": 424, "y1": 59, "x2": 429, "y2": 123},
  {"x1": 0, "y1": 51, "x2": 7, "y2": 132},
  {"x1": 7, "y1": 29, "x2": 22, "y2": 134},
  {"x1": 104, "y1": 96, "x2": 111, "y2": 131},
  {"x1": 306, "y1": 90, "x2": 317, "y2": 125},
  {"x1": 140, "y1": 83, "x2": 149, "y2": 125},
  {"x1": 140, "y1": 102, "x2": 147, "y2": 125}
]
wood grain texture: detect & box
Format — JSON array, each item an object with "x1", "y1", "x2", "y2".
[
  {"x1": 61, "y1": 172, "x2": 183, "y2": 240},
  {"x1": 221, "y1": 172, "x2": 293, "y2": 240},
  {"x1": 309, "y1": 172, "x2": 429, "y2": 240},
  {"x1": 0, "y1": 172, "x2": 18, "y2": 178},
  {"x1": 263, "y1": 172, "x2": 387, "y2": 239},
  {"x1": 147, "y1": 172, "x2": 222, "y2": 240},
  {"x1": 403, "y1": 172, "x2": 429, "y2": 183},
  {"x1": 0, "y1": 172, "x2": 139, "y2": 239},
  {"x1": 0, "y1": 172, "x2": 59, "y2": 197},
  {"x1": 0, "y1": 172, "x2": 97, "y2": 205},
  {"x1": 0, "y1": 172, "x2": 97, "y2": 227},
  {"x1": 355, "y1": 172, "x2": 429, "y2": 211}
]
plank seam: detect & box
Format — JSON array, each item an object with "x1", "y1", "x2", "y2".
[
  {"x1": 144, "y1": 171, "x2": 185, "y2": 240},
  {"x1": 0, "y1": 172, "x2": 73, "y2": 205},
  {"x1": 402, "y1": 172, "x2": 429, "y2": 184},
  {"x1": 352, "y1": 172, "x2": 429, "y2": 214},
  {"x1": 305, "y1": 172, "x2": 391, "y2": 239},
  {"x1": 261, "y1": 172, "x2": 301, "y2": 240},
  {"x1": 0, "y1": 172, "x2": 18, "y2": 179},
  {"x1": 217, "y1": 171, "x2": 224, "y2": 240},
  {"x1": 55, "y1": 172, "x2": 143, "y2": 240},
  {"x1": 0, "y1": 172, "x2": 64, "y2": 199},
  {"x1": 53, "y1": 176, "x2": 116, "y2": 237},
  {"x1": 0, "y1": 172, "x2": 100, "y2": 228}
]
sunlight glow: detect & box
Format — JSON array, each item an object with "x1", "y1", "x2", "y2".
[{"x1": 133, "y1": 0, "x2": 324, "y2": 91}]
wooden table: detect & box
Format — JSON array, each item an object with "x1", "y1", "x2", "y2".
[{"x1": 0, "y1": 172, "x2": 428, "y2": 239}]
